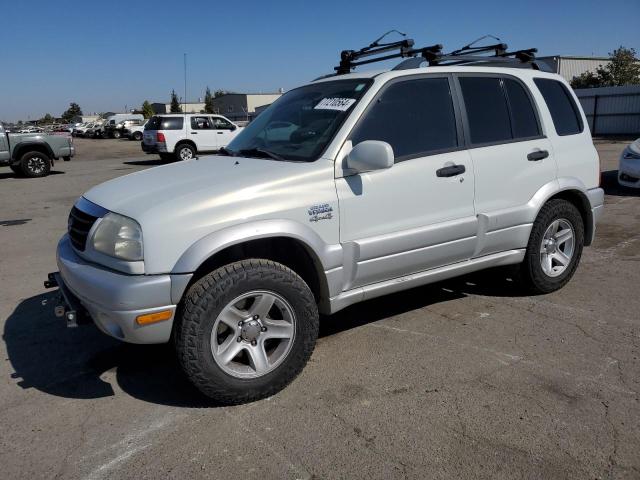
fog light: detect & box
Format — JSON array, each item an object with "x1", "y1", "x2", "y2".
[{"x1": 136, "y1": 309, "x2": 172, "y2": 325}]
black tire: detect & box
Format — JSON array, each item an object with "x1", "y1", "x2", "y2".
[
  {"x1": 175, "y1": 143, "x2": 196, "y2": 161},
  {"x1": 20, "y1": 151, "x2": 51, "y2": 178},
  {"x1": 132, "y1": 131, "x2": 143, "y2": 141},
  {"x1": 112, "y1": 130, "x2": 121, "y2": 139},
  {"x1": 175, "y1": 259, "x2": 319, "y2": 405},
  {"x1": 520, "y1": 199, "x2": 584, "y2": 294}
]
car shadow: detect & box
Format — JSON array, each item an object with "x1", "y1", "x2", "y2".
[
  {"x1": 123, "y1": 158, "x2": 173, "y2": 166},
  {"x1": 601, "y1": 170, "x2": 640, "y2": 197},
  {"x1": 4, "y1": 267, "x2": 525, "y2": 407},
  {"x1": 0, "y1": 170, "x2": 65, "y2": 180}
]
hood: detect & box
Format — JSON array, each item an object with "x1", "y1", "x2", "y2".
[
  {"x1": 629, "y1": 138, "x2": 640, "y2": 157},
  {"x1": 82, "y1": 154, "x2": 337, "y2": 274}
]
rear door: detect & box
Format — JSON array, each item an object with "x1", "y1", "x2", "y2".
[
  {"x1": 455, "y1": 74, "x2": 556, "y2": 257},
  {"x1": 188, "y1": 116, "x2": 217, "y2": 151}
]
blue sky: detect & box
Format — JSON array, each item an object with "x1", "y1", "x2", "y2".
[{"x1": 1, "y1": 0, "x2": 638, "y2": 122}]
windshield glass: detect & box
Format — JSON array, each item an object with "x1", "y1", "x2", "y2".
[{"x1": 226, "y1": 79, "x2": 372, "y2": 161}]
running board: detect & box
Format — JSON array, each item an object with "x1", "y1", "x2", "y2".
[{"x1": 328, "y1": 249, "x2": 525, "y2": 314}]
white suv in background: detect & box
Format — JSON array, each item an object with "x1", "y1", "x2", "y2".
[{"x1": 142, "y1": 114, "x2": 242, "y2": 161}]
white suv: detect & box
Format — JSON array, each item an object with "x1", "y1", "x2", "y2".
[
  {"x1": 142, "y1": 113, "x2": 242, "y2": 161},
  {"x1": 50, "y1": 40, "x2": 604, "y2": 404}
]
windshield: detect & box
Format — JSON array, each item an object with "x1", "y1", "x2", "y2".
[{"x1": 226, "y1": 79, "x2": 372, "y2": 161}]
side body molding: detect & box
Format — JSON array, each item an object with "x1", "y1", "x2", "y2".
[{"x1": 172, "y1": 218, "x2": 344, "y2": 277}]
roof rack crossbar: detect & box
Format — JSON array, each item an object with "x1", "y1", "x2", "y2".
[{"x1": 333, "y1": 36, "x2": 541, "y2": 75}]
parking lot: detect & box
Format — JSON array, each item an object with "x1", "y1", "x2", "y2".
[{"x1": 0, "y1": 138, "x2": 638, "y2": 479}]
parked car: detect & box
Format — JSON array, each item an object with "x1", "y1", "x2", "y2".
[
  {"x1": 48, "y1": 40, "x2": 604, "y2": 404},
  {"x1": 0, "y1": 123, "x2": 74, "y2": 177},
  {"x1": 87, "y1": 120, "x2": 107, "y2": 138},
  {"x1": 73, "y1": 123, "x2": 91, "y2": 137},
  {"x1": 618, "y1": 137, "x2": 640, "y2": 188},
  {"x1": 142, "y1": 113, "x2": 242, "y2": 161},
  {"x1": 103, "y1": 114, "x2": 144, "y2": 139},
  {"x1": 124, "y1": 120, "x2": 147, "y2": 141},
  {"x1": 111, "y1": 118, "x2": 145, "y2": 139}
]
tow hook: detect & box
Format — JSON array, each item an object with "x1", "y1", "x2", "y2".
[{"x1": 44, "y1": 272, "x2": 86, "y2": 328}]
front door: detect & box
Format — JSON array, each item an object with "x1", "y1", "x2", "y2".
[
  {"x1": 0, "y1": 126, "x2": 10, "y2": 163},
  {"x1": 189, "y1": 116, "x2": 218, "y2": 151},
  {"x1": 336, "y1": 76, "x2": 477, "y2": 290},
  {"x1": 211, "y1": 116, "x2": 236, "y2": 148}
]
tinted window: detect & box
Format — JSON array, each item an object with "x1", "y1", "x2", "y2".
[
  {"x1": 459, "y1": 77, "x2": 511, "y2": 144},
  {"x1": 351, "y1": 78, "x2": 458, "y2": 160},
  {"x1": 190, "y1": 116, "x2": 212, "y2": 129},
  {"x1": 145, "y1": 116, "x2": 184, "y2": 130},
  {"x1": 534, "y1": 78, "x2": 583, "y2": 135},
  {"x1": 212, "y1": 117, "x2": 233, "y2": 129},
  {"x1": 504, "y1": 79, "x2": 540, "y2": 138}
]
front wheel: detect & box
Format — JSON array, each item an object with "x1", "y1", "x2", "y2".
[
  {"x1": 20, "y1": 151, "x2": 51, "y2": 178},
  {"x1": 175, "y1": 259, "x2": 319, "y2": 405},
  {"x1": 112, "y1": 130, "x2": 121, "y2": 139},
  {"x1": 520, "y1": 199, "x2": 584, "y2": 294},
  {"x1": 132, "y1": 131, "x2": 143, "y2": 141}
]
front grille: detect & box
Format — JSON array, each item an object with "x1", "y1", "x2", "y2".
[{"x1": 68, "y1": 206, "x2": 98, "y2": 251}]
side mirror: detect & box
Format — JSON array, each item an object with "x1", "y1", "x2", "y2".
[
  {"x1": 230, "y1": 125, "x2": 237, "y2": 131},
  {"x1": 346, "y1": 141, "x2": 394, "y2": 173}
]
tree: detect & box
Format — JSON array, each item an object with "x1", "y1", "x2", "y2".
[
  {"x1": 61, "y1": 102, "x2": 83, "y2": 122},
  {"x1": 141, "y1": 100, "x2": 155, "y2": 118},
  {"x1": 204, "y1": 86, "x2": 214, "y2": 113},
  {"x1": 170, "y1": 89, "x2": 182, "y2": 113},
  {"x1": 40, "y1": 113, "x2": 54, "y2": 124},
  {"x1": 214, "y1": 89, "x2": 228, "y2": 98},
  {"x1": 571, "y1": 46, "x2": 640, "y2": 89}
]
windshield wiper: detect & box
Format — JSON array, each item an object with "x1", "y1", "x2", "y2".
[
  {"x1": 217, "y1": 146, "x2": 236, "y2": 156},
  {"x1": 238, "y1": 148, "x2": 286, "y2": 161}
]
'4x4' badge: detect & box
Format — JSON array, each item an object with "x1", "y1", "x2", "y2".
[{"x1": 308, "y1": 203, "x2": 333, "y2": 222}]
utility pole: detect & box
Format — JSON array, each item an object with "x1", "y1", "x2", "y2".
[{"x1": 184, "y1": 53, "x2": 187, "y2": 114}]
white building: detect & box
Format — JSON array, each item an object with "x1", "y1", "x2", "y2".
[{"x1": 537, "y1": 56, "x2": 610, "y2": 82}]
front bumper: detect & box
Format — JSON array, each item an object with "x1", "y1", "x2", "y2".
[
  {"x1": 54, "y1": 235, "x2": 189, "y2": 344},
  {"x1": 618, "y1": 157, "x2": 640, "y2": 188}
]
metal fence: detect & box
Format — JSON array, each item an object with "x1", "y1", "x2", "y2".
[{"x1": 574, "y1": 85, "x2": 640, "y2": 136}]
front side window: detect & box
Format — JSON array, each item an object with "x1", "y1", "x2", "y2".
[
  {"x1": 459, "y1": 77, "x2": 512, "y2": 145},
  {"x1": 350, "y1": 77, "x2": 458, "y2": 160},
  {"x1": 534, "y1": 78, "x2": 583, "y2": 136},
  {"x1": 226, "y1": 79, "x2": 372, "y2": 162},
  {"x1": 212, "y1": 117, "x2": 233, "y2": 129}
]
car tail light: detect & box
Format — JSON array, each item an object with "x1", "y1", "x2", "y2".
[{"x1": 156, "y1": 132, "x2": 166, "y2": 143}]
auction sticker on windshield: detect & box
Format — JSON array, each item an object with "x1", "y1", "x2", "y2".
[{"x1": 314, "y1": 98, "x2": 356, "y2": 111}]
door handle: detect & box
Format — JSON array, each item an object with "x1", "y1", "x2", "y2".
[
  {"x1": 436, "y1": 164, "x2": 466, "y2": 177},
  {"x1": 217, "y1": 131, "x2": 224, "y2": 134},
  {"x1": 191, "y1": 132, "x2": 198, "y2": 134},
  {"x1": 527, "y1": 150, "x2": 549, "y2": 161}
]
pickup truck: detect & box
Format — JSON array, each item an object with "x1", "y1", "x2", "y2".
[{"x1": 0, "y1": 124, "x2": 75, "y2": 177}]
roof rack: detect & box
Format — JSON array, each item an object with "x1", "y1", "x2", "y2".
[{"x1": 332, "y1": 35, "x2": 550, "y2": 75}]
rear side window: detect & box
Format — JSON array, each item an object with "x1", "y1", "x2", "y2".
[
  {"x1": 145, "y1": 116, "x2": 184, "y2": 130},
  {"x1": 503, "y1": 79, "x2": 540, "y2": 139},
  {"x1": 351, "y1": 77, "x2": 458, "y2": 160},
  {"x1": 534, "y1": 78, "x2": 583, "y2": 136},
  {"x1": 459, "y1": 77, "x2": 512, "y2": 144}
]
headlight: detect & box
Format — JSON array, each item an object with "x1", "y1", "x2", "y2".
[{"x1": 91, "y1": 212, "x2": 143, "y2": 261}]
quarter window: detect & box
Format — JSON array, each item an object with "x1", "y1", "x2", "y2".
[
  {"x1": 534, "y1": 78, "x2": 583, "y2": 136},
  {"x1": 351, "y1": 77, "x2": 458, "y2": 160},
  {"x1": 459, "y1": 77, "x2": 512, "y2": 144}
]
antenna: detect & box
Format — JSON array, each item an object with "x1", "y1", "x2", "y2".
[{"x1": 183, "y1": 53, "x2": 187, "y2": 114}]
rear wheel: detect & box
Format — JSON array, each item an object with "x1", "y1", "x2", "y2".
[
  {"x1": 20, "y1": 151, "x2": 51, "y2": 178},
  {"x1": 175, "y1": 143, "x2": 196, "y2": 161},
  {"x1": 520, "y1": 199, "x2": 584, "y2": 293},
  {"x1": 175, "y1": 259, "x2": 319, "y2": 405},
  {"x1": 132, "y1": 131, "x2": 143, "y2": 141},
  {"x1": 112, "y1": 130, "x2": 121, "y2": 139}
]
